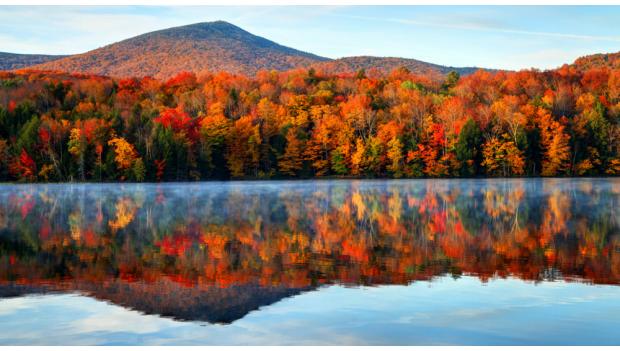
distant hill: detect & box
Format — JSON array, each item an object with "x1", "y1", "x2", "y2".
[
  {"x1": 15, "y1": 21, "x2": 620, "y2": 79},
  {"x1": 23, "y1": 21, "x2": 486, "y2": 78},
  {"x1": 0, "y1": 52, "x2": 65, "y2": 70},
  {"x1": 29, "y1": 21, "x2": 329, "y2": 79},
  {"x1": 571, "y1": 52, "x2": 620, "y2": 71},
  {"x1": 313, "y1": 56, "x2": 481, "y2": 76}
]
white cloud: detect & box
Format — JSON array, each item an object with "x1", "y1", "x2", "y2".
[
  {"x1": 0, "y1": 294, "x2": 38, "y2": 316},
  {"x1": 0, "y1": 7, "x2": 194, "y2": 54},
  {"x1": 504, "y1": 48, "x2": 598, "y2": 70},
  {"x1": 67, "y1": 303, "x2": 172, "y2": 335}
]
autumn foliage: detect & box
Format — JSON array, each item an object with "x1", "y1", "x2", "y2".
[{"x1": 1, "y1": 64, "x2": 620, "y2": 181}]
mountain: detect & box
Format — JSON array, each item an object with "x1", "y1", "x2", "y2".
[
  {"x1": 571, "y1": 51, "x2": 620, "y2": 71},
  {"x1": 23, "y1": 21, "x2": 486, "y2": 79},
  {"x1": 0, "y1": 52, "x2": 65, "y2": 70},
  {"x1": 29, "y1": 21, "x2": 329, "y2": 79},
  {"x1": 313, "y1": 56, "x2": 481, "y2": 76},
  {"x1": 0, "y1": 280, "x2": 312, "y2": 324}
]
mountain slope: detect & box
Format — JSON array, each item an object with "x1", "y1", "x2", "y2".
[
  {"x1": 571, "y1": 51, "x2": 620, "y2": 71},
  {"x1": 30, "y1": 21, "x2": 329, "y2": 78},
  {"x1": 0, "y1": 52, "x2": 65, "y2": 70},
  {"x1": 26, "y1": 21, "x2": 488, "y2": 78},
  {"x1": 0, "y1": 281, "x2": 311, "y2": 324},
  {"x1": 313, "y1": 56, "x2": 481, "y2": 76}
]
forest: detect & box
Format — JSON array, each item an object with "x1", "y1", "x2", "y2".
[{"x1": 0, "y1": 64, "x2": 619, "y2": 181}]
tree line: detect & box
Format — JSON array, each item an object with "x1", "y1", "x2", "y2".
[{"x1": 1, "y1": 64, "x2": 619, "y2": 182}]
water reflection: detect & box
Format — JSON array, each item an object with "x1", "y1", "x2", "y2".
[{"x1": 0, "y1": 179, "x2": 619, "y2": 324}]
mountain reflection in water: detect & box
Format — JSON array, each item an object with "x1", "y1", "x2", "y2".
[{"x1": 0, "y1": 179, "x2": 619, "y2": 325}]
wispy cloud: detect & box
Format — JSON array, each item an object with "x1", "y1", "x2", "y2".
[
  {"x1": 334, "y1": 13, "x2": 620, "y2": 43},
  {"x1": 0, "y1": 7, "x2": 182, "y2": 54}
]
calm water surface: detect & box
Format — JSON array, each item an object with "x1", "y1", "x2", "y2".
[{"x1": 0, "y1": 178, "x2": 618, "y2": 345}]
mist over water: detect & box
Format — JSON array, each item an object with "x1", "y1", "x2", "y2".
[{"x1": 0, "y1": 178, "x2": 619, "y2": 345}]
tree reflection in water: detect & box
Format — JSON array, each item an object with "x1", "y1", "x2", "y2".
[{"x1": 0, "y1": 179, "x2": 618, "y2": 323}]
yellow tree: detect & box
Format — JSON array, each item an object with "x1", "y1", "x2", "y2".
[
  {"x1": 108, "y1": 137, "x2": 142, "y2": 180},
  {"x1": 304, "y1": 112, "x2": 340, "y2": 176},
  {"x1": 226, "y1": 115, "x2": 261, "y2": 178},
  {"x1": 386, "y1": 137, "x2": 404, "y2": 178},
  {"x1": 68, "y1": 128, "x2": 87, "y2": 180},
  {"x1": 491, "y1": 95, "x2": 526, "y2": 144},
  {"x1": 538, "y1": 110, "x2": 571, "y2": 176},
  {"x1": 350, "y1": 138, "x2": 366, "y2": 176},
  {"x1": 279, "y1": 128, "x2": 304, "y2": 176},
  {"x1": 481, "y1": 136, "x2": 525, "y2": 176},
  {"x1": 200, "y1": 103, "x2": 230, "y2": 171}
]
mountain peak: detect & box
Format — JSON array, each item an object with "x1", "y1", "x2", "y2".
[
  {"x1": 141, "y1": 20, "x2": 251, "y2": 40},
  {"x1": 22, "y1": 21, "x2": 483, "y2": 78},
  {"x1": 28, "y1": 21, "x2": 328, "y2": 78}
]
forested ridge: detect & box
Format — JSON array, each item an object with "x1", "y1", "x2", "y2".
[
  {"x1": 25, "y1": 21, "x2": 479, "y2": 79},
  {"x1": 1, "y1": 63, "x2": 620, "y2": 182},
  {"x1": 0, "y1": 52, "x2": 66, "y2": 71},
  {"x1": 27, "y1": 21, "x2": 329, "y2": 78}
]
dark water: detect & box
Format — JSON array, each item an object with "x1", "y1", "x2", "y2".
[{"x1": 0, "y1": 179, "x2": 619, "y2": 345}]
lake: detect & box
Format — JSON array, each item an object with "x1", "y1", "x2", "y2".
[{"x1": 0, "y1": 179, "x2": 619, "y2": 345}]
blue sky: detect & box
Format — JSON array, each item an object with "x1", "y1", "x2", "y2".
[{"x1": 1, "y1": 6, "x2": 620, "y2": 70}]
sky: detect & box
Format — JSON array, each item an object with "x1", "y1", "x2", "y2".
[
  {"x1": 1, "y1": 277, "x2": 620, "y2": 345},
  {"x1": 1, "y1": 6, "x2": 620, "y2": 70}
]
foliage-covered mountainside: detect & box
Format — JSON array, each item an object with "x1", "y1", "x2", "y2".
[
  {"x1": 22, "y1": 21, "x2": 483, "y2": 78},
  {"x1": 0, "y1": 52, "x2": 65, "y2": 70},
  {"x1": 28, "y1": 21, "x2": 330, "y2": 78},
  {"x1": 313, "y1": 56, "x2": 481, "y2": 76},
  {"x1": 572, "y1": 52, "x2": 620, "y2": 71}
]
